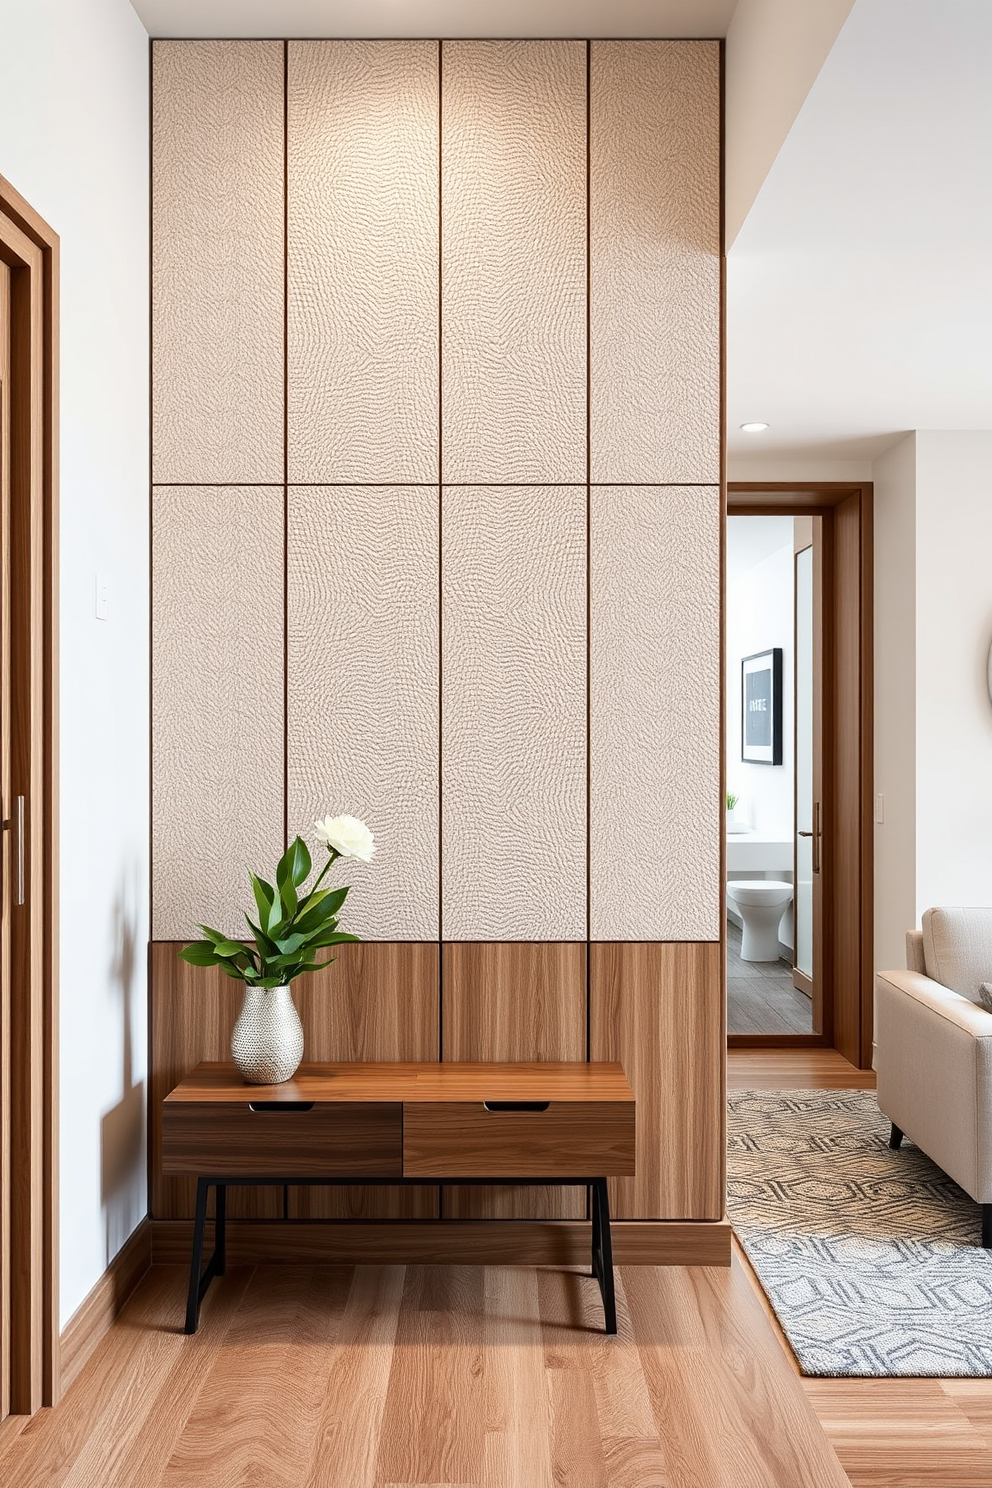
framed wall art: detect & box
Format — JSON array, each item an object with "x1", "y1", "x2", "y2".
[{"x1": 741, "y1": 648, "x2": 783, "y2": 765}]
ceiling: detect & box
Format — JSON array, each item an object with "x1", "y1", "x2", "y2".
[
  {"x1": 129, "y1": 0, "x2": 737, "y2": 39},
  {"x1": 727, "y1": 0, "x2": 992, "y2": 464}
]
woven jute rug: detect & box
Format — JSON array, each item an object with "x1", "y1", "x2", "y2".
[{"x1": 728, "y1": 1088, "x2": 992, "y2": 1376}]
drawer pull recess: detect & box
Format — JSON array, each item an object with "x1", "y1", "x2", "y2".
[
  {"x1": 248, "y1": 1101, "x2": 315, "y2": 1113},
  {"x1": 483, "y1": 1100, "x2": 550, "y2": 1113}
]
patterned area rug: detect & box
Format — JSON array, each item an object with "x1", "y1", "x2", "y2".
[{"x1": 728, "y1": 1088, "x2": 992, "y2": 1376}]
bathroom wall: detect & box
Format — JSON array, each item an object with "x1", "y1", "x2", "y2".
[
  {"x1": 149, "y1": 38, "x2": 723, "y2": 1237},
  {"x1": 726, "y1": 517, "x2": 795, "y2": 839}
]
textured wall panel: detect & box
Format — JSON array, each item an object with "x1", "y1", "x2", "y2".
[
  {"x1": 152, "y1": 41, "x2": 284, "y2": 484},
  {"x1": 288, "y1": 486, "x2": 439, "y2": 940},
  {"x1": 441, "y1": 942, "x2": 586, "y2": 1219},
  {"x1": 590, "y1": 41, "x2": 720, "y2": 484},
  {"x1": 153, "y1": 487, "x2": 284, "y2": 941},
  {"x1": 288, "y1": 41, "x2": 439, "y2": 484},
  {"x1": 591, "y1": 486, "x2": 721, "y2": 940},
  {"x1": 442, "y1": 486, "x2": 586, "y2": 940},
  {"x1": 441, "y1": 41, "x2": 586, "y2": 483}
]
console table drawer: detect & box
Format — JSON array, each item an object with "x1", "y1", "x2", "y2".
[
  {"x1": 402, "y1": 1101, "x2": 636, "y2": 1177},
  {"x1": 162, "y1": 1101, "x2": 402, "y2": 1177}
]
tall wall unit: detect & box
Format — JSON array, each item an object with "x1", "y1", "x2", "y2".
[{"x1": 150, "y1": 37, "x2": 725, "y2": 1258}]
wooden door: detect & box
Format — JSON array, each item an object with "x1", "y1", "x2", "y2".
[
  {"x1": 793, "y1": 517, "x2": 825, "y2": 1033},
  {"x1": 0, "y1": 252, "x2": 9, "y2": 1423}
]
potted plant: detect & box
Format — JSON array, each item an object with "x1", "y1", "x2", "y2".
[{"x1": 179, "y1": 814, "x2": 375, "y2": 1084}]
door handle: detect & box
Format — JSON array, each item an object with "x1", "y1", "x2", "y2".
[
  {"x1": 798, "y1": 803, "x2": 822, "y2": 873},
  {"x1": 798, "y1": 830, "x2": 813, "y2": 837},
  {"x1": 1, "y1": 796, "x2": 25, "y2": 905}
]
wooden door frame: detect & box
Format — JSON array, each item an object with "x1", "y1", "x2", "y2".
[
  {"x1": 0, "y1": 176, "x2": 59, "y2": 1413},
  {"x1": 726, "y1": 483, "x2": 874, "y2": 1069}
]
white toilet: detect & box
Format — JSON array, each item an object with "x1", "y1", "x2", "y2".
[{"x1": 727, "y1": 880, "x2": 794, "y2": 962}]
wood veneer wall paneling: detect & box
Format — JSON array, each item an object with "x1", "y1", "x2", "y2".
[
  {"x1": 590, "y1": 486, "x2": 721, "y2": 941},
  {"x1": 152, "y1": 487, "x2": 285, "y2": 942},
  {"x1": 590, "y1": 943, "x2": 724, "y2": 1220},
  {"x1": 287, "y1": 41, "x2": 439, "y2": 483},
  {"x1": 150, "y1": 942, "x2": 439, "y2": 1221},
  {"x1": 287, "y1": 486, "x2": 439, "y2": 939},
  {"x1": 151, "y1": 41, "x2": 284, "y2": 484},
  {"x1": 440, "y1": 943, "x2": 587, "y2": 1218},
  {"x1": 440, "y1": 41, "x2": 586, "y2": 482},
  {"x1": 589, "y1": 41, "x2": 720, "y2": 484},
  {"x1": 441, "y1": 486, "x2": 586, "y2": 940}
]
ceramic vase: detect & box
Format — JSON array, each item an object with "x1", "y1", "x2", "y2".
[{"x1": 230, "y1": 985, "x2": 304, "y2": 1085}]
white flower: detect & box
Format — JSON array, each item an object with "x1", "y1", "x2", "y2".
[{"x1": 314, "y1": 814, "x2": 375, "y2": 863}]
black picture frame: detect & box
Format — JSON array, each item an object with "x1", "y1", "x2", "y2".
[{"x1": 741, "y1": 648, "x2": 783, "y2": 765}]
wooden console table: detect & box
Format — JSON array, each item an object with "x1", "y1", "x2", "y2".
[{"x1": 162, "y1": 1061, "x2": 636, "y2": 1335}]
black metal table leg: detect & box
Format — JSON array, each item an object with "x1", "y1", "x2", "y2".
[
  {"x1": 591, "y1": 1178, "x2": 618, "y2": 1335},
  {"x1": 215, "y1": 1183, "x2": 227, "y2": 1275},
  {"x1": 590, "y1": 1181, "x2": 601, "y2": 1277},
  {"x1": 185, "y1": 1177, "x2": 210, "y2": 1334}
]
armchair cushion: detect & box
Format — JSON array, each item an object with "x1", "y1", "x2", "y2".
[{"x1": 922, "y1": 906, "x2": 992, "y2": 1004}]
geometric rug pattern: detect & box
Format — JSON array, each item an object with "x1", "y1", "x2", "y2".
[{"x1": 728, "y1": 1088, "x2": 992, "y2": 1376}]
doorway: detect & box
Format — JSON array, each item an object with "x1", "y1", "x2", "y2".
[
  {"x1": 0, "y1": 175, "x2": 59, "y2": 1415},
  {"x1": 726, "y1": 484, "x2": 873, "y2": 1069}
]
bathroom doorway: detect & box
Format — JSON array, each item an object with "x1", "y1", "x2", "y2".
[{"x1": 726, "y1": 484, "x2": 874, "y2": 1067}]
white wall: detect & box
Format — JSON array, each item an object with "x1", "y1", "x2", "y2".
[
  {"x1": 0, "y1": 0, "x2": 149, "y2": 1324},
  {"x1": 915, "y1": 432, "x2": 992, "y2": 913},
  {"x1": 726, "y1": 521, "x2": 795, "y2": 841},
  {"x1": 872, "y1": 434, "x2": 916, "y2": 978}
]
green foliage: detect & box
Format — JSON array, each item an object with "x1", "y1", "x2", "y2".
[
  {"x1": 179, "y1": 836, "x2": 360, "y2": 987},
  {"x1": 726, "y1": 792, "x2": 739, "y2": 811}
]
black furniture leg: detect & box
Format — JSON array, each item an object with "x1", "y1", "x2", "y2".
[
  {"x1": 185, "y1": 1178, "x2": 227, "y2": 1334},
  {"x1": 185, "y1": 1177, "x2": 210, "y2": 1334},
  {"x1": 983, "y1": 1204, "x2": 992, "y2": 1250},
  {"x1": 889, "y1": 1122, "x2": 904, "y2": 1150},
  {"x1": 590, "y1": 1182, "x2": 601, "y2": 1277},
  {"x1": 215, "y1": 1183, "x2": 227, "y2": 1275},
  {"x1": 591, "y1": 1178, "x2": 618, "y2": 1335}
]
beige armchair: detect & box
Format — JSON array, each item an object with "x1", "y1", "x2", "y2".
[{"x1": 876, "y1": 906, "x2": 992, "y2": 1248}]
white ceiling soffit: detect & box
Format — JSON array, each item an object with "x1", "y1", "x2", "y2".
[
  {"x1": 728, "y1": 0, "x2": 992, "y2": 464},
  {"x1": 129, "y1": 0, "x2": 738, "y2": 39},
  {"x1": 724, "y1": 0, "x2": 855, "y2": 249}
]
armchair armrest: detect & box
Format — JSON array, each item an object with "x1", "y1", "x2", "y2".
[{"x1": 876, "y1": 970, "x2": 992, "y2": 1203}]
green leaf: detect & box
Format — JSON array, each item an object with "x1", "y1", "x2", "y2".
[
  {"x1": 273, "y1": 931, "x2": 307, "y2": 956},
  {"x1": 244, "y1": 915, "x2": 278, "y2": 959},
  {"x1": 215, "y1": 960, "x2": 248, "y2": 981},
  {"x1": 251, "y1": 874, "x2": 276, "y2": 931},
  {"x1": 196, "y1": 924, "x2": 229, "y2": 947},
  {"x1": 179, "y1": 942, "x2": 221, "y2": 967},
  {"x1": 255, "y1": 975, "x2": 291, "y2": 989},
  {"x1": 212, "y1": 938, "x2": 251, "y2": 959},
  {"x1": 311, "y1": 931, "x2": 360, "y2": 948},
  {"x1": 295, "y1": 886, "x2": 348, "y2": 934},
  {"x1": 276, "y1": 849, "x2": 298, "y2": 921}
]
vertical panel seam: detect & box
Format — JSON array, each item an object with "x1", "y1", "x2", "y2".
[
  {"x1": 585, "y1": 39, "x2": 592, "y2": 1072},
  {"x1": 282, "y1": 39, "x2": 290, "y2": 853}
]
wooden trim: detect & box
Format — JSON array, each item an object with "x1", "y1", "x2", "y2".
[
  {"x1": 150, "y1": 1216, "x2": 731, "y2": 1267},
  {"x1": 58, "y1": 1221, "x2": 151, "y2": 1397},
  {"x1": 727, "y1": 482, "x2": 874, "y2": 1068},
  {"x1": 0, "y1": 177, "x2": 59, "y2": 1411}
]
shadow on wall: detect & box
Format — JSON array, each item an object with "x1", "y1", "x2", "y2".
[{"x1": 100, "y1": 875, "x2": 145, "y2": 1264}]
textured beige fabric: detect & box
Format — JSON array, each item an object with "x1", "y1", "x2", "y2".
[
  {"x1": 906, "y1": 930, "x2": 926, "y2": 973},
  {"x1": 922, "y1": 906, "x2": 992, "y2": 1002},
  {"x1": 876, "y1": 969, "x2": 992, "y2": 1203}
]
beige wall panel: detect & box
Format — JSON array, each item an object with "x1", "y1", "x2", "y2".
[
  {"x1": 441, "y1": 942, "x2": 586, "y2": 1219},
  {"x1": 591, "y1": 486, "x2": 721, "y2": 941},
  {"x1": 288, "y1": 41, "x2": 439, "y2": 484},
  {"x1": 152, "y1": 486, "x2": 284, "y2": 941},
  {"x1": 590, "y1": 41, "x2": 720, "y2": 484},
  {"x1": 288, "y1": 486, "x2": 439, "y2": 940},
  {"x1": 442, "y1": 486, "x2": 586, "y2": 940},
  {"x1": 590, "y1": 943, "x2": 724, "y2": 1220},
  {"x1": 152, "y1": 41, "x2": 284, "y2": 484},
  {"x1": 151, "y1": 943, "x2": 439, "y2": 1221},
  {"x1": 441, "y1": 40, "x2": 586, "y2": 483}
]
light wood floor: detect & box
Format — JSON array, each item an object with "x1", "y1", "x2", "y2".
[
  {"x1": 730, "y1": 1048, "x2": 992, "y2": 1487},
  {"x1": 727, "y1": 921, "x2": 813, "y2": 1035},
  {"x1": 0, "y1": 1255, "x2": 849, "y2": 1488}
]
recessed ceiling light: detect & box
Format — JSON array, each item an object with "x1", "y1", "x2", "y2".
[{"x1": 740, "y1": 421, "x2": 769, "y2": 433}]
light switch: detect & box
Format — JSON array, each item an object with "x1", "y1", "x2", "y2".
[
  {"x1": 875, "y1": 793, "x2": 884, "y2": 824},
  {"x1": 95, "y1": 572, "x2": 110, "y2": 622}
]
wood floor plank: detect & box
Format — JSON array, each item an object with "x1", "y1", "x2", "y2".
[
  {"x1": 302, "y1": 1265, "x2": 406, "y2": 1488},
  {"x1": 728, "y1": 1049, "x2": 876, "y2": 1090},
  {"x1": 159, "y1": 1265, "x2": 353, "y2": 1488},
  {"x1": 374, "y1": 1267, "x2": 484, "y2": 1487},
  {"x1": 482, "y1": 1265, "x2": 555, "y2": 1488}
]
